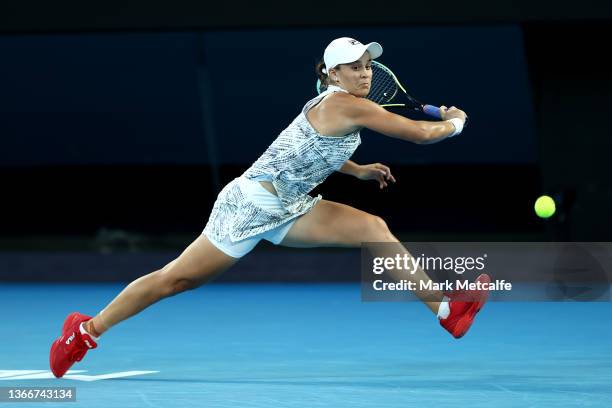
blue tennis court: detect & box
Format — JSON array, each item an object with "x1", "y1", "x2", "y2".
[
  {"x1": 2, "y1": 6, "x2": 612, "y2": 408},
  {"x1": 2, "y1": 283, "x2": 611, "y2": 407}
]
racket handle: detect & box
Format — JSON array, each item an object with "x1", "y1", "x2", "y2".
[{"x1": 423, "y1": 104, "x2": 443, "y2": 119}]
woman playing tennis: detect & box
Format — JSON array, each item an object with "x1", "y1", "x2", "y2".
[{"x1": 50, "y1": 37, "x2": 489, "y2": 378}]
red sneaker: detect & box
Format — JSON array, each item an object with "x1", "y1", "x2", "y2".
[
  {"x1": 440, "y1": 274, "x2": 491, "y2": 339},
  {"x1": 50, "y1": 312, "x2": 98, "y2": 378}
]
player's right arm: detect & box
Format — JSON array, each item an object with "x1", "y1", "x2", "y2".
[{"x1": 339, "y1": 96, "x2": 466, "y2": 144}]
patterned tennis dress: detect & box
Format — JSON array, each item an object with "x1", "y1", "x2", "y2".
[{"x1": 203, "y1": 85, "x2": 362, "y2": 243}]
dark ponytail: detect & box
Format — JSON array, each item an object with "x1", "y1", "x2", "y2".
[{"x1": 315, "y1": 58, "x2": 328, "y2": 92}]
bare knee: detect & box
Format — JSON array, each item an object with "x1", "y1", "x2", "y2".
[
  {"x1": 156, "y1": 263, "x2": 200, "y2": 298},
  {"x1": 159, "y1": 275, "x2": 199, "y2": 298},
  {"x1": 363, "y1": 215, "x2": 396, "y2": 242}
]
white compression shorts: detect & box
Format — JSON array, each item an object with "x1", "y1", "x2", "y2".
[{"x1": 204, "y1": 177, "x2": 298, "y2": 258}]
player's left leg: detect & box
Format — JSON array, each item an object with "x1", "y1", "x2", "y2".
[{"x1": 279, "y1": 199, "x2": 490, "y2": 338}]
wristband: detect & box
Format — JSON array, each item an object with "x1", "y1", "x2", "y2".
[{"x1": 447, "y1": 118, "x2": 464, "y2": 137}]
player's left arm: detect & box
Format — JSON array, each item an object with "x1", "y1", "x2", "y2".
[{"x1": 338, "y1": 160, "x2": 396, "y2": 189}]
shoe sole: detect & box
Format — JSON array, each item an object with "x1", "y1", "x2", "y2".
[
  {"x1": 473, "y1": 273, "x2": 491, "y2": 313},
  {"x1": 49, "y1": 340, "x2": 60, "y2": 377},
  {"x1": 452, "y1": 274, "x2": 491, "y2": 338}
]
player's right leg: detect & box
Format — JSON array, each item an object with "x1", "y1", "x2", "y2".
[{"x1": 50, "y1": 234, "x2": 238, "y2": 378}]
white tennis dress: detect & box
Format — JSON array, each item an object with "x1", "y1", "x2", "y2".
[{"x1": 203, "y1": 85, "x2": 362, "y2": 255}]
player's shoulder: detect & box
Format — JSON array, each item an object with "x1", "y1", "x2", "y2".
[
  {"x1": 320, "y1": 90, "x2": 354, "y2": 104},
  {"x1": 321, "y1": 91, "x2": 377, "y2": 115}
]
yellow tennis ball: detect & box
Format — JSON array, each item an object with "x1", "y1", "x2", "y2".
[{"x1": 534, "y1": 195, "x2": 556, "y2": 218}]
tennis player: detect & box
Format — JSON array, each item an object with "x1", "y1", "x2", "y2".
[{"x1": 50, "y1": 37, "x2": 488, "y2": 378}]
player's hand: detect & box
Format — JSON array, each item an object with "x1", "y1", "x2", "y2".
[
  {"x1": 357, "y1": 163, "x2": 396, "y2": 189},
  {"x1": 440, "y1": 105, "x2": 467, "y2": 122}
]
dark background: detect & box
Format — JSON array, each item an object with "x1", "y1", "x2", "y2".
[{"x1": 1, "y1": 1, "x2": 611, "y2": 280}]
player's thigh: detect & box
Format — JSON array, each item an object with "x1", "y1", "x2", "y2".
[
  {"x1": 158, "y1": 235, "x2": 238, "y2": 289},
  {"x1": 280, "y1": 199, "x2": 396, "y2": 248}
]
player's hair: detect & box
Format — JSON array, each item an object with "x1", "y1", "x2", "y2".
[{"x1": 316, "y1": 59, "x2": 329, "y2": 91}]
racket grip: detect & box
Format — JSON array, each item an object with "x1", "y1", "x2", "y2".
[{"x1": 423, "y1": 104, "x2": 443, "y2": 119}]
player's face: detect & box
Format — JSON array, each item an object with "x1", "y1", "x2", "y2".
[{"x1": 331, "y1": 52, "x2": 373, "y2": 98}]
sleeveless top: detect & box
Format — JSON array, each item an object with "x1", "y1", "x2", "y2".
[{"x1": 204, "y1": 85, "x2": 362, "y2": 242}]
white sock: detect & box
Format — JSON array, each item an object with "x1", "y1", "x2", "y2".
[
  {"x1": 80, "y1": 322, "x2": 100, "y2": 342},
  {"x1": 437, "y1": 296, "x2": 450, "y2": 320}
]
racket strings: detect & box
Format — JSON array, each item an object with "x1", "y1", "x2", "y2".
[{"x1": 368, "y1": 65, "x2": 398, "y2": 104}]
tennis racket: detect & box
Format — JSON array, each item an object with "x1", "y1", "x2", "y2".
[{"x1": 316, "y1": 61, "x2": 445, "y2": 120}]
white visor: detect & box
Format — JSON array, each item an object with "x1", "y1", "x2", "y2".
[{"x1": 323, "y1": 37, "x2": 383, "y2": 72}]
